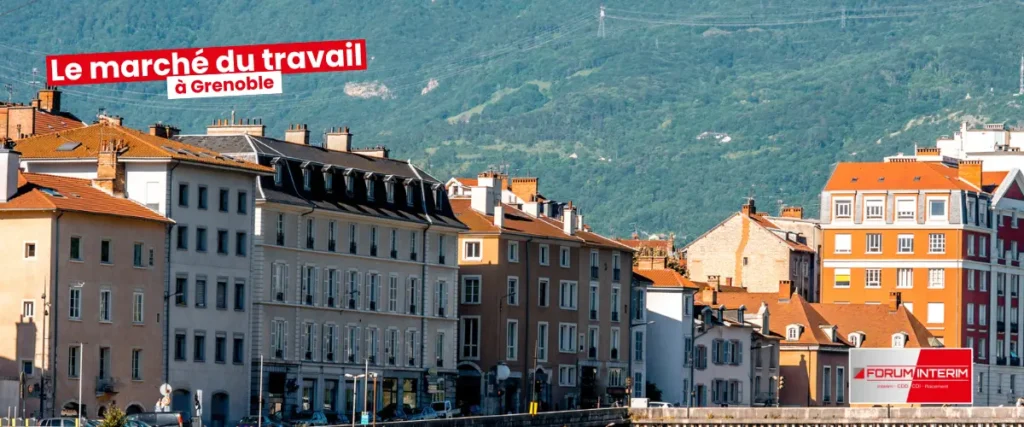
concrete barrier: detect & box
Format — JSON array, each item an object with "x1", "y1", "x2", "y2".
[
  {"x1": 631, "y1": 407, "x2": 1024, "y2": 425},
  {"x1": 354, "y1": 408, "x2": 629, "y2": 427}
]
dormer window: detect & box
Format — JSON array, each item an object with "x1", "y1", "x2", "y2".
[
  {"x1": 786, "y1": 324, "x2": 802, "y2": 341},
  {"x1": 272, "y1": 158, "x2": 284, "y2": 186},
  {"x1": 365, "y1": 173, "x2": 376, "y2": 201},
  {"x1": 405, "y1": 180, "x2": 415, "y2": 207},
  {"x1": 891, "y1": 332, "x2": 907, "y2": 348},
  {"x1": 322, "y1": 166, "x2": 334, "y2": 194},
  {"x1": 384, "y1": 176, "x2": 396, "y2": 204},
  {"x1": 300, "y1": 162, "x2": 313, "y2": 191},
  {"x1": 848, "y1": 332, "x2": 864, "y2": 348},
  {"x1": 433, "y1": 185, "x2": 444, "y2": 210},
  {"x1": 344, "y1": 170, "x2": 356, "y2": 197}
]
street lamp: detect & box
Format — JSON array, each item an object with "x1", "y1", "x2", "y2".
[
  {"x1": 344, "y1": 373, "x2": 364, "y2": 427},
  {"x1": 345, "y1": 358, "x2": 378, "y2": 427}
]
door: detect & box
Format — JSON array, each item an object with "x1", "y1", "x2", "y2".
[
  {"x1": 172, "y1": 389, "x2": 192, "y2": 420},
  {"x1": 211, "y1": 393, "x2": 229, "y2": 427}
]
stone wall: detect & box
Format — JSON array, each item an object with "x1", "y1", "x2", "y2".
[{"x1": 631, "y1": 407, "x2": 1024, "y2": 425}]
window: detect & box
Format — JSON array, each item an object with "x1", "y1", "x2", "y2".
[
  {"x1": 218, "y1": 189, "x2": 229, "y2": 212},
  {"x1": 407, "y1": 278, "x2": 418, "y2": 314},
  {"x1": 271, "y1": 263, "x2": 288, "y2": 302},
  {"x1": 276, "y1": 214, "x2": 285, "y2": 246},
  {"x1": 233, "y1": 338, "x2": 245, "y2": 364},
  {"x1": 866, "y1": 233, "x2": 881, "y2": 253},
  {"x1": 366, "y1": 178, "x2": 375, "y2": 201},
  {"x1": 132, "y1": 243, "x2": 146, "y2": 265},
  {"x1": 369, "y1": 227, "x2": 378, "y2": 256},
  {"x1": 22, "y1": 301, "x2": 34, "y2": 318},
  {"x1": 389, "y1": 229, "x2": 397, "y2": 258},
  {"x1": 345, "y1": 326, "x2": 359, "y2": 362},
  {"x1": 348, "y1": 223, "x2": 358, "y2": 253},
  {"x1": 609, "y1": 369, "x2": 623, "y2": 387},
  {"x1": 834, "y1": 268, "x2": 851, "y2": 288},
  {"x1": 174, "y1": 277, "x2": 188, "y2": 307},
  {"x1": 215, "y1": 336, "x2": 226, "y2": 363},
  {"x1": 306, "y1": 218, "x2": 315, "y2": 250},
  {"x1": 537, "y1": 323, "x2": 549, "y2": 362},
  {"x1": 559, "y1": 247, "x2": 570, "y2": 267},
  {"x1": 217, "y1": 230, "x2": 228, "y2": 255},
  {"x1": 217, "y1": 279, "x2": 228, "y2": 309},
  {"x1": 100, "y1": 240, "x2": 111, "y2": 264},
  {"x1": 848, "y1": 333, "x2": 863, "y2": 347},
  {"x1": 174, "y1": 332, "x2": 187, "y2": 360},
  {"x1": 834, "y1": 200, "x2": 851, "y2": 219},
  {"x1": 896, "y1": 198, "x2": 915, "y2": 221},
  {"x1": 303, "y1": 323, "x2": 315, "y2": 360},
  {"x1": 587, "y1": 327, "x2": 599, "y2": 359},
  {"x1": 787, "y1": 325, "x2": 800, "y2": 340},
  {"x1": 981, "y1": 272, "x2": 988, "y2": 291},
  {"x1": 272, "y1": 320, "x2": 287, "y2": 359},
  {"x1": 237, "y1": 191, "x2": 247, "y2": 214},
  {"x1": 178, "y1": 183, "x2": 189, "y2": 207},
  {"x1": 695, "y1": 345, "x2": 708, "y2": 369},
  {"x1": 823, "y1": 366, "x2": 832, "y2": 403},
  {"x1": 435, "y1": 280, "x2": 447, "y2": 316},
  {"x1": 99, "y1": 290, "x2": 111, "y2": 322},
  {"x1": 589, "y1": 284, "x2": 599, "y2": 320},
  {"x1": 196, "y1": 227, "x2": 208, "y2": 252},
  {"x1": 929, "y1": 233, "x2": 946, "y2": 254},
  {"x1": 981, "y1": 304, "x2": 988, "y2": 326},
  {"x1": 177, "y1": 225, "x2": 189, "y2": 250},
  {"x1": 506, "y1": 320, "x2": 518, "y2": 361},
  {"x1": 386, "y1": 180, "x2": 395, "y2": 204},
  {"x1": 462, "y1": 276, "x2": 481, "y2": 304},
  {"x1": 539, "y1": 244, "x2": 549, "y2": 265},
  {"x1": 613, "y1": 252, "x2": 621, "y2": 281},
  {"x1": 834, "y1": 234, "x2": 851, "y2": 254},
  {"x1": 463, "y1": 240, "x2": 481, "y2": 260},
  {"x1": 236, "y1": 232, "x2": 247, "y2": 256},
  {"x1": 69, "y1": 288, "x2": 81, "y2": 320},
  {"x1": 345, "y1": 174, "x2": 355, "y2": 196},
  {"x1": 559, "y1": 281, "x2": 578, "y2": 309},
  {"x1": 897, "y1": 268, "x2": 913, "y2": 288},
  {"x1": 68, "y1": 345, "x2": 80, "y2": 378},
  {"x1": 194, "y1": 333, "x2": 206, "y2": 362},
  {"x1": 897, "y1": 235, "x2": 914, "y2": 253},
  {"x1": 303, "y1": 169, "x2": 312, "y2": 191},
  {"x1": 968, "y1": 234, "x2": 976, "y2": 256},
  {"x1": 865, "y1": 269, "x2": 881, "y2": 288},
  {"x1": 435, "y1": 331, "x2": 445, "y2": 366},
  {"x1": 538, "y1": 279, "x2": 550, "y2": 307},
  {"x1": 132, "y1": 292, "x2": 144, "y2": 324},
  {"x1": 324, "y1": 171, "x2": 334, "y2": 193},
  {"x1": 865, "y1": 199, "x2": 884, "y2": 220},
  {"x1": 410, "y1": 231, "x2": 417, "y2": 260},
  {"x1": 559, "y1": 365, "x2": 577, "y2": 387},
  {"x1": 234, "y1": 280, "x2": 245, "y2": 310},
  {"x1": 406, "y1": 184, "x2": 414, "y2": 206},
  {"x1": 634, "y1": 330, "x2": 645, "y2": 361},
  {"x1": 980, "y1": 338, "x2": 987, "y2": 358},
  {"x1": 273, "y1": 163, "x2": 283, "y2": 186},
  {"x1": 981, "y1": 236, "x2": 988, "y2": 257},
  {"x1": 590, "y1": 250, "x2": 600, "y2": 279},
  {"x1": 558, "y1": 323, "x2": 577, "y2": 353},
  {"x1": 388, "y1": 276, "x2": 398, "y2": 312},
  {"x1": 928, "y1": 199, "x2": 947, "y2": 221},
  {"x1": 927, "y1": 302, "x2": 944, "y2": 324},
  {"x1": 507, "y1": 277, "x2": 519, "y2": 305},
  {"x1": 70, "y1": 236, "x2": 81, "y2": 260},
  {"x1": 611, "y1": 286, "x2": 621, "y2": 321},
  {"x1": 197, "y1": 186, "x2": 208, "y2": 210},
  {"x1": 460, "y1": 317, "x2": 480, "y2": 359},
  {"x1": 195, "y1": 278, "x2": 207, "y2": 308},
  {"x1": 928, "y1": 269, "x2": 944, "y2": 289},
  {"x1": 508, "y1": 241, "x2": 520, "y2": 262},
  {"x1": 611, "y1": 328, "x2": 621, "y2": 360},
  {"x1": 836, "y1": 366, "x2": 846, "y2": 403},
  {"x1": 892, "y1": 333, "x2": 906, "y2": 348},
  {"x1": 967, "y1": 303, "x2": 975, "y2": 325}
]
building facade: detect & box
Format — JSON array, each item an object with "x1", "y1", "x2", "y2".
[
  {"x1": 638, "y1": 269, "x2": 696, "y2": 406},
  {"x1": 181, "y1": 122, "x2": 465, "y2": 419},
  {"x1": 683, "y1": 199, "x2": 819, "y2": 301},
  {"x1": 450, "y1": 173, "x2": 634, "y2": 414},
  {"x1": 17, "y1": 121, "x2": 269, "y2": 426},
  {"x1": 0, "y1": 87, "x2": 83, "y2": 140},
  {"x1": 0, "y1": 143, "x2": 170, "y2": 418}
]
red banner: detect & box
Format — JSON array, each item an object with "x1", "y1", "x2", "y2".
[{"x1": 47, "y1": 40, "x2": 366, "y2": 86}]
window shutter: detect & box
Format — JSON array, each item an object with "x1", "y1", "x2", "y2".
[
  {"x1": 301, "y1": 323, "x2": 309, "y2": 356},
  {"x1": 366, "y1": 328, "x2": 373, "y2": 362},
  {"x1": 283, "y1": 265, "x2": 290, "y2": 302},
  {"x1": 738, "y1": 381, "x2": 743, "y2": 403},
  {"x1": 712, "y1": 340, "x2": 720, "y2": 364},
  {"x1": 711, "y1": 381, "x2": 717, "y2": 404},
  {"x1": 271, "y1": 321, "x2": 279, "y2": 354},
  {"x1": 332, "y1": 327, "x2": 338, "y2": 359},
  {"x1": 735, "y1": 343, "x2": 742, "y2": 365},
  {"x1": 283, "y1": 321, "x2": 289, "y2": 359},
  {"x1": 322, "y1": 325, "x2": 330, "y2": 360},
  {"x1": 323, "y1": 271, "x2": 330, "y2": 304}
]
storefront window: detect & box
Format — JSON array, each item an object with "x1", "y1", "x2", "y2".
[
  {"x1": 382, "y1": 378, "x2": 399, "y2": 408},
  {"x1": 323, "y1": 380, "x2": 338, "y2": 412},
  {"x1": 402, "y1": 378, "x2": 418, "y2": 408}
]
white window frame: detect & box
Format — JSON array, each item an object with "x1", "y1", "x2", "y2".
[
  {"x1": 786, "y1": 325, "x2": 801, "y2": 340},
  {"x1": 508, "y1": 241, "x2": 520, "y2": 263},
  {"x1": 834, "y1": 234, "x2": 852, "y2": 254},
  {"x1": 896, "y1": 197, "x2": 916, "y2": 221},
  {"x1": 558, "y1": 365, "x2": 577, "y2": 387},
  {"x1": 968, "y1": 234, "x2": 976, "y2": 256},
  {"x1": 834, "y1": 268, "x2": 851, "y2": 288},
  {"x1": 461, "y1": 275, "x2": 481, "y2": 304},
  {"x1": 866, "y1": 233, "x2": 882, "y2": 254},
  {"x1": 980, "y1": 304, "x2": 988, "y2": 326},
  {"x1": 538, "y1": 278, "x2": 550, "y2": 307},
  {"x1": 505, "y1": 319, "x2": 519, "y2": 361},
  {"x1": 897, "y1": 268, "x2": 913, "y2": 289},
  {"x1": 507, "y1": 276, "x2": 519, "y2": 306},
  {"x1": 897, "y1": 234, "x2": 914, "y2": 254},
  {"x1": 539, "y1": 244, "x2": 550, "y2": 266},
  {"x1": 928, "y1": 233, "x2": 946, "y2": 254},
  {"x1": 927, "y1": 197, "x2": 947, "y2": 222},
  {"x1": 865, "y1": 269, "x2": 881, "y2": 288},
  {"x1": 559, "y1": 281, "x2": 578, "y2": 310},
  {"x1": 462, "y1": 239, "x2": 483, "y2": 261},
  {"x1": 460, "y1": 316, "x2": 481, "y2": 361},
  {"x1": 132, "y1": 292, "x2": 144, "y2": 324},
  {"x1": 537, "y1": 322, "x2": 549, "y2": 362},
  {"x1": 928, "y1": 269, "x2": 944, "y2": 289},
  {"x1": 927, "y1": 302, "x2": 944, "y2": 324},
  {"x1": 69, "y1": 287, "x2": 81, "y2": 320},
  {"x1": 833, "y1": 199, "x2": 852, "y2": 220},
  {"x1": 967, "y1": 303, "x2": 975, "y2": 325},
  {"x1": 864, "y1": 198, "x2": 884, "y2": 220},
  {"x1": 99, "y1": 289, "x2": 112, "y2": 322},
  {"x1": 891, "y1": 333, "x2": 906, "y2": 348},
  {"x1": 558, "y1": 322, "x2": 578, "y2": 353},
  {"x1": 559, "y1": 246, "x2": 571, "y2": 268}
]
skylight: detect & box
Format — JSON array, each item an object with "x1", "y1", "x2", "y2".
[
  {"x1": 56, "y1": 141, "x2": 81, "y2": 152},
  {"x1": 40, "y1": 188, "x2": 64, "y2": 198}
]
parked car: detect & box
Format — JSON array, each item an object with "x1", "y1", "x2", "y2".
[
  {"x1": 406, "y1": 407, "x2": 438, "y2": 421},
  {"x1": 376, "y1": 403, "x2": 411, "y2": 422},
  {"x1": 238, "y1": 415, "x2": 286, "y2": 427},
  {"x1": 648, "y1": 401, "x2": 673, "y2": 408},
  {"x1": 430, "y1": 401, "x2": 460, "y2": 419},
  {"x1": 288, "y1": 410, "x2": 327, "y2": 427},
  {"x1": 125, "y1": 420, "x2": 154, "y2": 427},
  {"x1": 39, "y1": 418, "x2": 86, "y2": 427},
  {"x1": 126, "y1": 412, "x2": 186, "y2": 427}
]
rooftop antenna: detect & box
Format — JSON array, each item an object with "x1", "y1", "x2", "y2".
[
  {"x1": 598, "y1": 5, "x2": 606, "y2": 38},
  {"x1": 776, "y1": 199, "x2": 785, "y2": 216},
  {"x1": 29, "y1": 68, "x2": 41, "y2": 88}
]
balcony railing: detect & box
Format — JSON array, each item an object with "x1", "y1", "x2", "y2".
[
  {"x1": 390, "y1": 249, "x2": 398, "y2": 259},
  {"x1": 410, "y1": 252, "x2": 418, "y2": 261},
  {"x1": 997, "y1": 357, "x2": 1008, "y2": 366},
  {"x1": 588, "y1": 347, "x2": 597, "y2": 359},
  {"x1": 326, "y1": 353, "x2": 334, "y2": 362},
  {"x1": 437, "y1": 307, "x2": 446, "y2": 317},
  {"x1": 439, "y1": 255, "x2": 446, "y2": 265},
  {"x1": 613, "y1": 268, "x2": 621, "y2": 281},
  {"x1": 436, "y1": 358, "x2": 444, "y2": 368},
  {"x1": 590, "y1": 266, "x2": 599, "y2": 280},
  {"x1": 409, "y1": 304, "x2": 417, "y2": 315},
  {"x1": 1012, "y1": 356, "x2": 1021, "y2": 366},
  {"x1": 611, "y1": 311, "x2": 620, "y2": 322},
  {"x1": 753, "y1": 392, "x2": 773, "y2": 405},
  {"x1": 95, "y1": 376, "x2": 118, "y2": 394},
  {"x1": 1013, "y1": 323, "x2": 1020, "y2": 334},
  {"x1": 348, "y1": 299, "x2": 357, "y2": 309},
  {"x1": 998, "y1": 321, "x2": 1006, "y2": 332},
  {"x1": 590, "y1": 309, "x2": 598, "y2": 320},
  {"x1": 611, "y1": 348, "x2": 618, "y2": 360},
  {"x1": 327, "y1": 296, "x2": 335, "y2": 308}
]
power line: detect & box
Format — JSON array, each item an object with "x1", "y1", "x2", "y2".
[{"x1": 0, "y1": 0, "x2": 38, "y2": 18}]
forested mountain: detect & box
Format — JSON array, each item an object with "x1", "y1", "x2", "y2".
[{"x1": 2, "y1": 0, "x2": 1022, "y2": 241}]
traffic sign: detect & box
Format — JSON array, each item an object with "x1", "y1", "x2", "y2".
[{"x1": 360, "y1": 413, "x2": 369, "y2": 425}]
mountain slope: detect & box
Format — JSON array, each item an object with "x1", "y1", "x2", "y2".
[{"x1": 1, "y1": 0, "x2": 1021, "y2": 241}]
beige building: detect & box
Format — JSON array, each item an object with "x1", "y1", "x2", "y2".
[
  {"x1": 683, "y1": 199, "x2": 820, "y2": 301},
  {"x1": 0, "y1": 87, "x2": 84, "y2": 140},
  {"x1": 0, "y1": 142, "x2": 170, "y2": 418},
  {"x1": 451, "y1": 172, "x2": 634, "y2": 414}
]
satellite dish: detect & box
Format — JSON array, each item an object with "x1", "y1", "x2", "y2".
[{"x1": 496, "y1": 364, "x2": 511, "y2": 381}]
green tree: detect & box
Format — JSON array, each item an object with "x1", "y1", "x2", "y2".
[
  {"x1": 645, "y1": 382, "x2": 663, "y2": 402},
  {"x1": 99, "y1": 407, "x2": 127, "y2": 427}
]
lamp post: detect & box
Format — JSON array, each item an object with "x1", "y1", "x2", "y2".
[
  {"x1": 345, "y1": 358, "x2": 374, "y2": 427},
  {"x1": 77, "y1": 342, "x2": 84, "y2": 426},
  {"x1": 344, "y1": 373, "x2": 365, "y2": 427}
]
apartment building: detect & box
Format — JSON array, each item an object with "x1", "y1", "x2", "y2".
[
  {"x1": 818, "y1": 155, "x2": 1024, "y2": 405},
  {"x1": 683, "y1": 199, "x2": 819, "y2": 301},
  {"x1": 933, "y1": 122, "x2": 1024, "y2": 171},
  {"x1": 450, "y1": 172, "x2": 634, "y2": 414},
  {"x1": 0, "y1": 142, "x2": 169, "y2": 418},
  {"x1": 0, "y1": 87, "x2": 84, "y2": 140},
  {"x1": 16, "y1": 120, "x2": 270, "y2": 426},
  {"x1": 179, "y1": 122, "x2": 465, "y2": 418},
  {"x1": 637, "y1": 269, "x2": 696, "y2": 406}
]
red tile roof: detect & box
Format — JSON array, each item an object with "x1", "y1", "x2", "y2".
[
  {"x1": 748, "y1": 213, "x2": 815, "y2": 253},
  {"x1": 0, "y1": 172, "x2": 171, "y2": 223},
  {"x1": 536, "y1": 215, "x2": 635, "y2": 250},
  {"x1": 451, "y1": 199, "x2": 577, "y2": 242},
  {"x1": 33, "y1": 109, "x2": 85, "y2": 135},
  {"x1": 634, "y1": 268, "x2": 700, "y2": 288},
  {"x1": 824, "y1": 162, "x2": 980, "y2": 192},
  {"x1": 616, "y1": 239, "x2": 671, "y2": 251},
  {"x1": 452, "y1": 177, "x2": 478, "y2": 187},
  {"x1": 16, "y1": 123, "x2": 272, "y2": 173}
]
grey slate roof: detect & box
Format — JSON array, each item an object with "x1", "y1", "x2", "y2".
[{"x1": 176, "y1": 134, "x2": 466, "y2": 230}]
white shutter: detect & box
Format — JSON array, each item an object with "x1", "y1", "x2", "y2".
[
  {"x1": 283, "y1": 321, "x2": 290, "y2": 359},
  {"x1": 344, "y1": 326, "x2": 352, "y2": 361},
  {"x1": 331, "y1": 326, "x2": 338, "y2": 360},
  {"x1": 322, "y1": 325, "x2": 330, "y2": 360},
  {"x1": 301, "y1": 323, "x2": 309, "y2": 358},
  {"x1": 270, "y1": 321, "x2": 280, "y2": 355},
  {"x1": 323, "y1": 271, "x2": 330, "y2": 306},
  {"x1": 738, "y1": 381, "x2": 743, "y2": 403}
]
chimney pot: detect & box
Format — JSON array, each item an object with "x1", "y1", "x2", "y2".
[{"x1": 888, "y1": 291, "x2": 902, "y2": 312}]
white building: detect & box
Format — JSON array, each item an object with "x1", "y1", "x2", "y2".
[
  {"x1": 692, "y1": 305, "x2": 757, "y2": 407},
  {"x1": 18, "y1": 119, "x2": 270, "y2": 426},
  {"x1": 639, "y1": 269, "x2": 696, "y2": 406},
  {"x1": 179, "y1": 122, "x2": 466, "y2": 418},
  {"x1": 933, "y1": 122, "x2": 1024, "y2": 171}
]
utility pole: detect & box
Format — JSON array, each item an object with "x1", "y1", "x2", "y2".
[
  {"x1": 840, "y1": 6, "x2": 847, "y2": 30},
  {"x1": 598, "y1": 6, "x2": 606, "y2": 38},
  {"x1": 1018, "y1": 54, "x2": 1023, "y2": 96}
]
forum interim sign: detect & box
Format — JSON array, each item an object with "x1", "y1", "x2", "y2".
[
  {"x1": 849, "y1": 348, "x2": 973, "y2": 405},
  {"x1": 46, "y1": 40, "x2": 366, "y2": 99}
]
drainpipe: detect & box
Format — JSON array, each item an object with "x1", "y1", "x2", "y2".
[
  {"x1": 523, "y1": 237, "x2": 532, "y2": 409},
  {"x1": 48, "y1": 210, "x2": 64, "y2": 417},
  {"x1": 408, "y1": 162, "x2": 433, "y2": 407},
  {"x1": 164, "y1": 160, "x2": 180, "y2": 384}
]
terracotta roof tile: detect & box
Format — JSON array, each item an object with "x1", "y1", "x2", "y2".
[
  {"x1": 825, "y1": 162, "x2": 980, "y2": 192},
  {"x1": 0, "y1": 172, "x2": 171, "y2": 223},
  {"x1": 536, "y1": 216, "x2": 635, "y2": 250},
  {"x1": 706, "y1": 292, "x2": 845, "y2": 346},
  {"x1": 634, "y1": 268, "x2": 700, "y2": 288},
  {"x1": 453, "y1": 178, "x2": 478, "y2": 187},
  {"x1": 15, "y1": 123, "x2": 271, "y2": 173},
  {"x1": 616, "y1": 239, "x2": 671, "y2": 251},
  {"x1": 814, "y1": 303, "x2": 935, "y2": 348},
  {"x1": 451, "y1": 199, "x2": 578, "y2": 242}
]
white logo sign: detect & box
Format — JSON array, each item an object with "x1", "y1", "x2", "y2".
[{"x1": 167, "y1": 71, "x2": 282, "y2": 99}]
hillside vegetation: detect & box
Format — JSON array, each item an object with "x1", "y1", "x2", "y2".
[{"x1": 1, "y1": 0, "x2": 1022, "y2": 241}]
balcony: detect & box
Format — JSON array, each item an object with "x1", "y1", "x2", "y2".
[
  {"x1": 95, "y1": 376, "x2": 119, "y2": 394},
  {"x1": 304, "y1": 351, "x2": 313, "y2": 361},
  {"x1": 328, "y1": 240, "x2": 336, "y2": 252},
  {"x1": 349, "y1": 242, "x2": 357, "y2": 254},
  {"x1": 369, "y1": 301, "x2": 377, "y2": 311},
  {"x1": 306, "y1": 237, "x2": 315, "y2": 250},
  {"x1": 327, "y1": 296, "x2": 335, "y2": 308},
  {"x1": 326, "y1": 353, "x2": 334, "y2": 362},
  {"x1": 348, "y1": 354, "x2": 356, "y2": 363},
  {"x1": 590, "y1": 309, "x2": 598, "y2": 321},
  {"x1": 388, "y1": 356, "x2": 396, "y2": 366},
  {"x1": 590, "y1": 266, "x2": 599, "y2": 280},
  {"x1": 998, "y1": 357, "x2": 1008, "y2": 366},
  {"x1": 408, "y1": 357, "x2": 416, "y2": 366},
  {"x1": 611, "y1": 348, "x2": 618, "y2": 360},
  {"x1": 275, "y1": 349, "x2": 284, "y2": 359},
  {"x1": 436, "y1": 358, "x2": 444, "y2": 368},
  {"x1": 753, "y1": 392, "x2": 774, "y2": 406},
  {"x1": 304, "y1": 294, "x2": 313, "y2": 306},
  {"x1": 437, "y1": 307, "x2": 446, "y2": 317},
  {"x1": 370, "y1": 245, "x2": 378, "y2": 257},
  {"x1": 348, "y1": 299, "x2": 357, "y2": 309},
  {"x1": 275, "y1": 292, "x2": 284, "y2": 302},
  {"x1": 1012, "y1": 356, "x2": 1021, "y2": 366},
  {"x1": 409, "y1": 304, "x2": 417, "y2": 315},
  {"x1": 276, "y1": 233, "x2": 285, "y2": 246}
]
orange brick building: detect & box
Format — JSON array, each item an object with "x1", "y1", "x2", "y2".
[{"x1": 0, "y1": 87, "x2": 83, "y2": 140}]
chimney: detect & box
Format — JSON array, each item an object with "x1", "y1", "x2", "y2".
[
  {"x1": 98, "y1": 114, "x2": 123, "y2": 126},
  {"x1": 29, "y1": 98, "x2": 40, "y2": 109},
  {"x1": 494, "y1": 203, "x2": 505, "y2": 228},
  {"x1": 93, "y1": 140, "x2": 126, "y2": 196},
  {"x1": 285, "y1": 124, "x2": 310, "y2": 145},
  {"x1": 758, "y1": 302, "x2": 770, "y2": 336},
  {"x1": 471, "y1": 171, "x2": 499, "y2": 216},
  {"x1": 563, "y1": 202, "x2": 576, "y2": 236},
  {"x1": 37, "y1": 87, "x2": 61, "y2": 113},
  {"x1": 708, "y1": 275, "x2": 721, "y2": 291},
  {"x1": 576, "y1": 210, "x2": 585, "y2": 232},
  {"x1": 778, "y1": 280, "x2": 794, "y2": 301},
  {"x1": 741, "y1": 198, "x2": 756, "y2": 216},
  {"x1": 0, "y1": 139, "x2": 20, "y2": 203},
  {"x1": 958, "y1": 159, "x2": 983, "y2": 189},
  {"x1": 725, "y1": 277, "x2": 733, "y2": 288},
  {"x1": 149, "y1": 124, "x2": 180, "y2": 139},
  {"x1": 700, "y1": 287, "x2": 717, "y2": 306},
  {"x1": 206, "y1": 117, "x2": 265, "y2": 137},
  {"x1": 888, "y1": 291, "x2": 902, "y2": 313},
  {"x1": 510, "y1": 177, "x2": 539, "y2": 202},
  {"x1": 352, "y1": 146, "x2": 390, "y2": 159},
  {"x1": 781, "y1": 206, "x2": 804, "y2": 219},
  {"x1": 325, "y1": 127, "x2": 353, "y2": 152}
]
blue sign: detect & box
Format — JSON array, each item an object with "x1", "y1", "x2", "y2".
[{"x1": 360, "y1": 413, "x2": 369, "y2": 425}]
